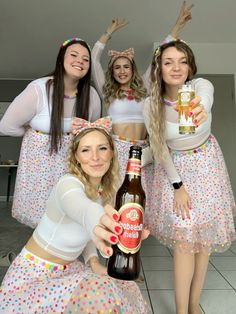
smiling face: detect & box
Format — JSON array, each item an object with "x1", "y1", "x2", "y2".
[
  {"x1": 161, "y1": 46, "x2": 189, "y2": 88},
  {"x1": 63, "y1": 43, "x2": 90, "y2": 80},
  {"x1": 75, "y1": 130, "x2": 113, "y2": 184},
  {"x1": 112, "y1": 57, "x2": 133, "y2": 88}
]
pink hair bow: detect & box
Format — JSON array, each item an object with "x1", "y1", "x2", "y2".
[
  {"x1": 71, "y1": 116, "x2": 112, "y2": 136},
  {"x1": 108, "y1": 48, "x2": 134, "y2": 63}
]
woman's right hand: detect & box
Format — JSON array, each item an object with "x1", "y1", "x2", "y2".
[
  {"x1": 93, "y1": 204, "x2": 150, "y2": 257},
  {"x1": 173, "y1": 185, "x2": 191, "y2": 220},
  {"x1": 106, "y1": 18, "x2": 129, "y2": 35}
]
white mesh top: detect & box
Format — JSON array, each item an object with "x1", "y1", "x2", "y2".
[
  {"x1": 33, "y1": 174, "x2": 104, "y2": 263},
  {"x1": 91, "y1": 41, "x2": 150, "y2": 124},
  {"x1": 0, "y1": 77, "x2": 101, "y2": 136},
  {"x1": 143, "y1": 78, "x2": 214, "y2": 183}
]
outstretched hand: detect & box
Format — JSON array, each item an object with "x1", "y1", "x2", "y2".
[
  {"x1": 174, "y1": 96, "x2": 208, "y2": 127},
  {"x1": 171, "y1": 1, "x2": 194, "y2": 37},
  {"x1": 177, "y1": 1, "x2": 194, "y2": 27},
  {"x1": 106, "y1": 18, "x2": 129, "y2": 35},
  {"x1": 93, "y1": 204, "x2": 150, "y2": 258}
]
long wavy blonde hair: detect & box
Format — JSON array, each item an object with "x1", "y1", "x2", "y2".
[
  {"x1": 67, "y1": 128, "x2": 119, "y2": 204},
  {"x1": 103, "y1": 57, "x2": 147, "y2": 107},
  {"x1": 149, "y1": 41, "x2": 197, "y2": 161}
]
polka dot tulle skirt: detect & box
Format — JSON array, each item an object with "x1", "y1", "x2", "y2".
[
  {"x1": 12, "y1": 128, "x2": 71, "y2": 228},
  {"x1": 0, "y1": 248, "x2": 149, "y2": 313},
  {"x1": 147, "y1": 135, "x2": 236, "y2": 253}
]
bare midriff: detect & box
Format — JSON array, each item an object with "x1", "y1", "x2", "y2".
[
  {"x1": 112, "y1": 122, "x2": 147, "y2": 140},
  {"x1": 25, "y1": 237, "x2": 72, "y2": 265}
]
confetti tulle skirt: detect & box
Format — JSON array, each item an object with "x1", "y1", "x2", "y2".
[
  {"x1": 113, "y1": 135, "x2": 154, "y2": 214},
  {"x1": 147, "y1": 135, "x2": 236, "y2": 253},
  {"x1": 12, "y1": 128, "x2": 71, "y2": 228},
  {"x1": 0, "y1": 248, "x2": 149, "y2": 314}
]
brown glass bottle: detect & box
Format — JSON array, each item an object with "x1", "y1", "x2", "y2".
[{"x1": 107, "y1": 145, "x2": 146, "y2": 280}]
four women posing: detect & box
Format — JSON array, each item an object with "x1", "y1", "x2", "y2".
[{"x1": 0, "y1": 1, "x2": 235, "y2": 313}]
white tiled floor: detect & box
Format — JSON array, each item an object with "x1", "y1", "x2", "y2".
[
  {"x1": 1, "y1": 202, "x2": 236, "y2": 314},
  {"x1": 139, "y1": 235, "x2": 236, "y2": 314}
]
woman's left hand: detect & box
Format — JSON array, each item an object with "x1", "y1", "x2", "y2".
[
  {"x1": 170, "y1": 1, "x2": 194, "y2": 37},
  {"x1": 174, "y1": 95, "x2": 208, "y2": 127}
]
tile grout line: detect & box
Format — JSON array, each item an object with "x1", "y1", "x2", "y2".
[
  {"x1": 141, "y1": 258, "x2": 154, "y2": 314},
  {"x1": 208, "y1": 259, "x2": 236, "y2": 292}
]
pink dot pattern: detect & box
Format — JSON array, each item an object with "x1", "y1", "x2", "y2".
[
  {"x1": 12, "y1": 128, "x2": 71, "y2": 228},
  {"x1": 0, "y1": 249, "x2": 149, "y2": 313},
  {"x1": 146, "y1": 135, "x2": 236, "y2": 253}
]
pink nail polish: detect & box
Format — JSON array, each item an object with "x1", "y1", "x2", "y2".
[
  {"x1": 110, "y1": 236, "x2": 117, "y2": 243},
  {"x1": 115, "y1": 226, "x2": 121, "y2": 233},
  {"x1": 112, "y1": 214, "x2": 119, "y2": 221},
  {"x1": 189, "y1": 111, "x2": 193, "y2": 117},
  {"x1": 106, "y1": 249, "x2": 111, "y2": 255}
]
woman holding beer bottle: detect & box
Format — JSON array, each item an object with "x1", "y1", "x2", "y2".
[
  {"x1": 143, "y1": 39, "x2": 236, "y2": 314},
  {"x1": 0, "y1": 117, "x2": 149, "y2": 314}
]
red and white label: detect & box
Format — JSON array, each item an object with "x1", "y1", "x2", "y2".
[
  {"x1": 126, "y1": 158, "x2": 141, "y2": 176},
  {"x1": 118, "y1": 202, "x2": 144, "y2": 254}
]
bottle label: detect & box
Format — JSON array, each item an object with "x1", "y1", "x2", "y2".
[
  {"x1": 126, "y1": 158, "x2": 141, "y2": 176},
  {"x1": 117, "y1": 202, "x2": 144, "y2": 254},
  {"x1": 178, "y1": 89, "x2": 195, "y2": 134}
]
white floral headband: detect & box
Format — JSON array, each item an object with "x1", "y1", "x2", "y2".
[{"x1": 155, "y1": 36, "x2": 188, "y2": 57}]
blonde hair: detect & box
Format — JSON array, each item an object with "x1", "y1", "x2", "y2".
[
  {"x1": 149, "y1": 41, "x2": 197, "y2": 161},
  {"x1": 103, "y1": 58, "x2": 147, "y2": 107},
  {"x1": 67, "y1": 128, "x2": 119, "y2": 204}
]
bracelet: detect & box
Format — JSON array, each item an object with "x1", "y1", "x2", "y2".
[{"x1": 104, "y1": 31, "x2": 112, "y2": 40}]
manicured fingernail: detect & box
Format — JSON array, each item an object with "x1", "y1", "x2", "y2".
[
  {"x1": 107, "y1": 249, "x2": 111, "y2": 255},
  {"x1": 194, "y1": 119, "x2": 198, "y2": 124},
  {"x1": 189, "y1": 111, "x2": 193, "y2": 117},
  {"x1": 115, "y1": 226, "x2": 121, "y2": 233},
  {"x1": 110, "y1": 236, "x2": 117, "y2": 243},
  {"x1": 112, "y1": 214, "x2": 119, "y2": 221}
]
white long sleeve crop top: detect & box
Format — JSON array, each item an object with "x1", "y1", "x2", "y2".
[
  {"x1": 143, "y1": 78, "x2": 214, "y2": 183},
  {"x1": 0, "y1": 77, "x2": 101, "y2": 136},
  {"x1": 33, "y1": 174, "x2": 104, "y2": 263}
]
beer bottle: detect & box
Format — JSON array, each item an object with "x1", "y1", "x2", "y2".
[{"x1": 107, "y1": 145, "x2": 145, "y2": 280}]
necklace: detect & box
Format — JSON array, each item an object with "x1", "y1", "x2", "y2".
[
  {"x1": 96, "y1": 184, "x2": 103, "y2": 197},
  {"x1": 163, "y1": 98, "x2": 178, "y2": 107},
  {"x1": 122, "y1": 88, "x2": 135, "y2": 101}
]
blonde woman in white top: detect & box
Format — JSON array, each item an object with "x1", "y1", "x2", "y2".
[{"x1": 0, "y1": 117, "x2": 150, "y2": 314}]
